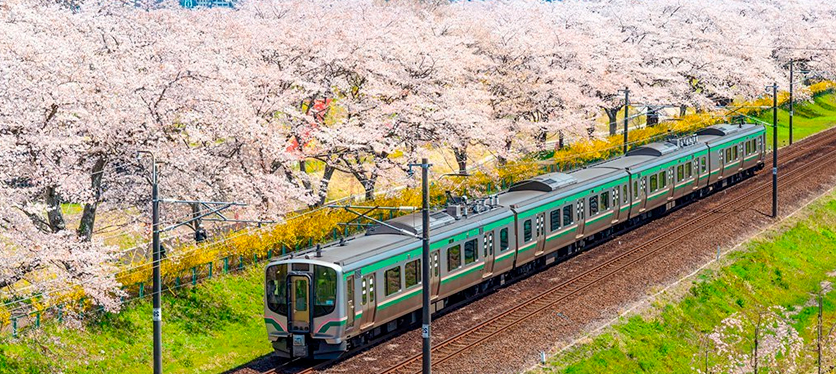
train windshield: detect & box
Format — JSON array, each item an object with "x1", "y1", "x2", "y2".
[
  {"x1": 266, "y1": 264, "x2": 288, "y2": 315},
  {"x1": 313, "y1": 266, "x2": 337, "y2": 317}
]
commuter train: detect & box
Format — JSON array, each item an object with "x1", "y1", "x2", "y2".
[{"x1": 264, "y1": 123, "x2": 766, "y2": 359}]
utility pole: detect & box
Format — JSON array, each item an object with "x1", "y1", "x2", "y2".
[
  {"x1": 418, "y1": 158, "x2": 433, "y2": 374},
  {"x1": 620, "y1": 87, "x2": 631, "y2": 154},
  {"x1": 789, "y1": 60, "x2": 794, "y2": 145},
  {"x1": 137, "y1": 151, "x2": 269, "y2": 374},
  {"x1": 138, "y1": 151, "x2": 162, "y2": 374},
  {"x1": 772, "y1": 82, "x2": 779, "y2": 218}
]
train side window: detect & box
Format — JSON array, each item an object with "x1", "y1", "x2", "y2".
[
  {"x1": 685, "y1": 162, "x2": 692, "y2": 179},
  {"x1": 523, "y1": 219, "x2": 532, "y2": 242},
  {"x1": 701, "y1": 157, "x2": 706, "y2": 173},
  {"x1": 499, "y1": 228, "x2": 509, "y2": 251},
  {"x1": 659, "y1": 171, "x2": 667, "y2": 188},
  {"x1": 384, "y1": 266, "x2": 401, "y2": 296},
  {"x1": 649, "y1": 175, "x2": 658, "y2": 191},
  {"x1": 433, "y1": 252, "x2": 439, "y2": 276},
  {"x1": 550, "y1": 209, "x2": 560, "y2": 231},
  {"x1": 725, "y1": 148, "x2": 732, "y2": 162},
  {"x1": 405, "y1": 259, "x2": 420, "y2": 288},
  {"x1": 732, "y1": 145, "x2": 738, "y2": 160},
  {"x1": 483, "y1": 232, "x2": 493, "y2": 256},
  {"x1": 612, "y1": 188, "x2": 619, "y2": 207},
  {"x1": 601, "y1": 191, "x2": 610, "y2": 211},
  {"x1": 746, "y1": 140, "x2": 751, "y2": 154},
  {"x1": 677, "y1": 165, "x2": 684, "y2": 181},
  {"x1": 563, "y1": 205, "x2": 573, "y2": 226},
  {"x1": 447, "y1": 245, "x2": 461, "y2": 271},
  {"x1": 633, "y1": 181, "x2": 639, "y2": 199},
  {"x1": 464, "y1": 239, "x2": 477, "y2": 265},
  {"x1": 589, "y1": 195, "x2": 599, "y2": 216},
  {"x1": 622, "y1": 185, "x2": 628, "y2": 204}
]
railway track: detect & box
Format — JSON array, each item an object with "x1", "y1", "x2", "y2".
[{"x1": 380, "y1": 127, "x2": 836, "y2": 374}]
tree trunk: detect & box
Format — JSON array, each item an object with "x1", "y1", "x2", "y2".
[
  {"x1": 298, "y1": 159, "x2": 313, "y2": 191},
  {"x1": 605, "y1": 107, "x2": 620, "y2": 136},
  {"x1": 558, "y1": 131, "x2": 564, "y2": 149},
  {"x1": 680, "y1": 104, "x2": 687, "y2": 117},
  {"x1": 191, "y1": 203, "x2": 207, "y2": 242},
  {"x1": 315, "y1": 164, "x2": 336, "y2": 207},
  {"x1": 77, "y1": 157, "x2": 106, "y2": 241},
  {"x1": 452, "y1": 146, "x2": 467, "y2": 175},
  {"x1": 535, "y1": 127, "x2": 547, "y2": 150},
  {"x1": 45, "y1": 185, "x2": 66, "y2": 233}
]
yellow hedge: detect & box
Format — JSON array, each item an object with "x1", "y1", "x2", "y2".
[{"x1": 7, "y1": 83, "x2": 833, "y2": 325}]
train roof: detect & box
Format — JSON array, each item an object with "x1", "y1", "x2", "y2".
[{"x1": 268, "y1": 123, "x2": 765, "y2": 271}]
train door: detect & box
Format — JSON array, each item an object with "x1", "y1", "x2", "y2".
[
  {"x1": 482, "y1": 231, "x2": 495, "y2": 277},
  {"x1": 534, "y1": 213, "x2": 546, "y2": 256},
  {"x1": 639, "y1": 176, "x2": 647, "y2": 211},
  {"x1": 345, "y1": 274, "x2": 356, "y2": 333},
  {"x1": 430, "y1": 250, "x2": 441, "y2": 300},
  {"x1": 288, "y1": 274, "x2": 312, "y2": 333},
  {"x1": 359, "y1": 274, "x2": 376, "y2": 329},
  {"x1": 575, "y1": 199, "x2": 586, "y2": 238}
]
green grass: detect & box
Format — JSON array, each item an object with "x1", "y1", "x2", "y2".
[
  {"x1": 760, "y1": 92, "x2": 836, "y2": 149},
  {"x1": 0, "y1": 266, "x2": 272, "y2": 374},
  {"x1": 3, "y1": 92, "x2": 835, "y2": 374},
  {"x1": 538, "y1": 191, "x2": 836, "y2": 374}
]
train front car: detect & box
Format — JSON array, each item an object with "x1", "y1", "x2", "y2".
[{"x1": 264, "y1": 258, "x2": 346, "y2": 359}]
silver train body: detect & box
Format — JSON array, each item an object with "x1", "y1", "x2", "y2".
[{"x1": 263, "y1": 124, "x2": 766, "y2": 359}]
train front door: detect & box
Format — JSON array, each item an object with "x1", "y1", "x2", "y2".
[
  {"x1": 482, "y1": 231, "x2": 495, "y2": 277},
  {"x1": 288, "y1": 274, "x2": 311, "y2": 333},
  {"x1": 359, "y1": 274, "x2": 377, "y2": 329}
]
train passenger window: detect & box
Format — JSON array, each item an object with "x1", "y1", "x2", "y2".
[
  {"x1": 623, "y1": 185, "x2": 628, "y2": 204},
  {"x1": 601, "y1": 191, "x2": 610, "y2": 210},
  {"x1": 464, "y1": 239, "x2": 477, "y2": 265},
  {"x1": 523, "y1": 220, "x2": 532, "y2": 242},
  {"x1": 433, "y1": 252, "x2": 439, "y2": 276},
  {"x1": 650, "y1": 175, "x2": 658, "y2": 191},
  {"x1": 725, "y1": 148, "x2": 732, "y2": 162},
  {"x1": 405, "y1": 259, "x2": 420, "y2": 288},
  {"x1": 685, "y1": 162, "x2": 692, "y2": 179},
  {"x1": 633, "y1": 181, "x2": 639, "y2": 199},
  {"x1": 500, "y1": 228, "x2": 509, "y2": 251},
  {"x1": 659, "y1": 171, "x2": 667, "y2": 188},
  {"x1": 701, "y1": 157, "x2": 707, "y2": 173},
  {"x1": 563, "y1": 205, "x2": 573, "y2": 226},
  {"x1": 550, "y1": 209, "x2": 560, "y2": 231},
  {"x1": 677, "y1": 165, "x2": 684, "y2": 181},
  {"x1": 746, "y1": 140, "x2": 751, "y2": 154},
  {"x1": 447, "y1": 245, "x2": 461, "y2": 271},
  {"x1": 385, "y1": 266, "x2": 400, "y2": 296},
  {"x1": 732, "y1": 145, "x2": 738, "y2": 160},
  {"x1": 589, "y1": 196, "x2": 599, "y2": 216}
]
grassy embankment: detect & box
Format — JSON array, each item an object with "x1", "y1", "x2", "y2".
[
  {"x1": 536, "y1": 92, "x2": 836, "y2": 373},
  {"x1": 1, "y1": 92, "x2": 835, "y2": 374},
  {"x1": 537, "y1": 190, "x2": 836, "y2": 374},
  {"x1": 0, "y1": 266, "x2": 270, "y2": 374}
]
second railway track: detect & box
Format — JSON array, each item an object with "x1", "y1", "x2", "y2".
[{"x1": 380, "y1": 127, "x2": 836, "y2": 374}]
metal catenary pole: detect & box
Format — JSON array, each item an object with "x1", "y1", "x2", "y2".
[
  {"x1": 620, "y1": 87, "x2": 631, "y2": 154},
  {"x1": 772, "y1": 82, "x2": 779, "y2": 218},
  {"x1": 420, "y1": 158, "x2": 432, "y2": 374}
]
